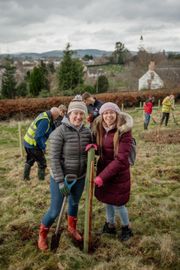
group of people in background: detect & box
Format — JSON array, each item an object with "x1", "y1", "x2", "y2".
[
  {"x1": 143, "y1": 94, "x2": 175, "y2": 130},
  {"x1": 23, "y1": 91, "x2": 176, "y2": 252}
]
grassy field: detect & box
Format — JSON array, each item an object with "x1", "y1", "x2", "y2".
[{"x1": 0, "y1": 107, "x2": 180, "y2": 270}]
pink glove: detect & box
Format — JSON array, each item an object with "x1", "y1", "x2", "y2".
[
  {"x1": 85, "y1": 144, "x2": 98, "y2": 151},
  {"x1": 94, "y1": 176, "x2": 103, "y2": 187}
]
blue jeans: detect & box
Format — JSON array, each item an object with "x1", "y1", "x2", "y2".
[
  {"x1": 106, "y1": 204, "x2": 129, "y2": 226},
  {"x1": 42, "y1": 176, "x2": 85, "y2": 227},
  {"x1": 144, "y1": 113, "x2": 151, "y2": 127}
]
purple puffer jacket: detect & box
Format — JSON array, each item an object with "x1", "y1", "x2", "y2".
[{"x1": 94, "y1": 113, "x2": 133, "y2": 206}]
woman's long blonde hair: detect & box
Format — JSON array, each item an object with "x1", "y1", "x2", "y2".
[{"x1": 93, "y1": 113, "x2": 126, "y2": 157}]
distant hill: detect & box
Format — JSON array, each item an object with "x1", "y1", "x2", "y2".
[
  {"x1": 1, "y1": 49, "x2": 179, "y2": 60},
  {"x1": 0, "y1": 49, "x2": 113, "y2": 59}
]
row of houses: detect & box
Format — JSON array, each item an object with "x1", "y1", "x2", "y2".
[{"x1": 0, "y1": 56, "x2": 165, "y2": 91}]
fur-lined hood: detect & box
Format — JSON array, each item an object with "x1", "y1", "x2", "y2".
[
  {"x1": 117, "y1": 112, "x2": 133, "y2": 133},
  {"x1": 93, "y1": 112, "x2": 133, "y2": 134}
]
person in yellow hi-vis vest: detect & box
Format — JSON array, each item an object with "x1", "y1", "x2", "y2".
[
  {"x1": 160, "y1": 95, "x2": 175, "y2": 126},
  {"x1": 23, "y1": 107, "x2": 60, "y2": 181}
]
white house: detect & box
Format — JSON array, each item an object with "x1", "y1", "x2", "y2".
[{"x1": 138, "y1": 61, "x2": 164, "y2": 90}]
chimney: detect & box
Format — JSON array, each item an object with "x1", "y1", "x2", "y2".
[{"x1": 148, "y1": 61, "x2": 155, "y2": 71}]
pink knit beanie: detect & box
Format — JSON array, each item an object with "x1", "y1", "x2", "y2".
[{"x1": 99, "y1": 102, "x2": 121, "y2": 115}]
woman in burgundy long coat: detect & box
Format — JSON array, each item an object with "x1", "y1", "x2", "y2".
[{"x1": 92, "y1": 102, "x2": 134, "y2": 241}]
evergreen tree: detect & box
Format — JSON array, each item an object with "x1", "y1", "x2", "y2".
[
  {"x1": 29, "y1": 61, "x2": 49, "y2": 97},
  {"x1": 83, "y1": 54, "x2": 93, "y2": 61},
  {"x1": 57, "y1": 43, "x2": 84, "y2": 91},
  {"x1": 39, "y1": 60, "x2": 49, "y2": 90},
  {"x1": 47, "y1": 62, "x2": 55, "y2": 73},
  {"x1": 1, "y1": 59, "x2": 16, "y2": 99},
  {"x1": 16, "y1": 81, "x2": 28, "y2": 97},
  {"x1": 95, "y1": 75, "x2": 109, "y2": 93},
  {"x1": 112, "y1": 42, "x2": 130, "y2": 65},
  {"x1": 29, "y1": 67, "x2": 43, "y2": 96}
]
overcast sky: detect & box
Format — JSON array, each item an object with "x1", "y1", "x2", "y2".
[{"x1": 0, "y1": 0, "x2": 180, "y2": 53}]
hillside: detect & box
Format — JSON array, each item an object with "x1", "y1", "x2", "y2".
[
  {"x1": 0, "y1": 106, "x2": 179, "y2": 270},
  {"x1": 0, "y1": 49, "x2": 112, "y2": 60}
]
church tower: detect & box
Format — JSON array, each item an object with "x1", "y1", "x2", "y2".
[{"x1": 138, "y1": 35, "x2": 145, "y2": 51}]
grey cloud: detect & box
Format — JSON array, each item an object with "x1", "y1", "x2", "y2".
[
  {"x1": 126, "y1": 22, "x2": 179, "y2": 35},
  {"x1": 0, "y1": 0, "x2": 180, "y2": 52},
  {"x1": 1, "y1": 1, "x2": 179, "y2": 25},
  {"x1": 1, "y1": 0, "x2": 179, "y2": 25}
]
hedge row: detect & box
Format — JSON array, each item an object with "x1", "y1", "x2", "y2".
[{"x1": 0, "y1": 88, "x2": 179, "y2": 120}]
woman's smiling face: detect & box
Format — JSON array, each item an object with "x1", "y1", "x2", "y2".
[{"x1": 102, "y1": 110, "x2": 117, "y2": 127}]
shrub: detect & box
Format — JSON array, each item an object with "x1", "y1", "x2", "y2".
[
  {"x1": 62, "y1": 85, "x2": 95, "y2": 96},
  {"x1": 0, "y1": 88, "x2": 179, "y2": 120},
  {"x1": 95, "y1": 75, "x2": 109, "y2": 93},
  {"x1": 38, "y1": 89, "x2": 51, "y2": 98}
]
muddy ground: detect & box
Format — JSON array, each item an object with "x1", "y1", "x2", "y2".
[{"x1": 142, "y1": 128, "x2": 180, "y2": 144}]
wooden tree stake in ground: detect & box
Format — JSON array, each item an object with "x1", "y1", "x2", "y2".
[
  {"x1": 18, "y1": 122, "x2": 23, "y2": 158},
  {"x1": 83, "y1": 147, "x2": 95, "y2": 253}
]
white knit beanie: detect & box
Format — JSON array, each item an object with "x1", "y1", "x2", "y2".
[
  {"x1": 99, "y1": 102, "x2": 121, "y2": 115},
  {"x1": 67, "y1": 101, "x2": 87, "y2": 114}
]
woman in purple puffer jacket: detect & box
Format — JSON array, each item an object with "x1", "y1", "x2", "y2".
[{"x1": 92, "y1": 102, "x2": 134, "y2": 241}]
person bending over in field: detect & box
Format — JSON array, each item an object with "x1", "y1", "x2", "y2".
[{"x1": 23, "y1": 107, "x2": 60, "y2": 181}]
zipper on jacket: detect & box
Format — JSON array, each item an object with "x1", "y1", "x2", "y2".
[{"x1": 77, "y1": 131, "x2": 81, "y2": 177}]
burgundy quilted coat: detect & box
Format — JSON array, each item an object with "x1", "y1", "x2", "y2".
[{"x1": 94, "y1": 112, "x2": 133, "y2": 206}]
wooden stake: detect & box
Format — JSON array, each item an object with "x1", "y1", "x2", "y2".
[
  {"x1": 83, "y1": 148, "x2": 95, "y2": 253},
  {"x1": 18, "y1": 122, "x2": 23, "y2": 158},
  {"x1": 121, "y1": 103, "x2": 124, "y2": 111},
  {"x1": 143, "y1": 102, "x2": 145, "y2": 120},
  {"x1": 158, "y1": 99, "x2": 161, "y2": 108}
]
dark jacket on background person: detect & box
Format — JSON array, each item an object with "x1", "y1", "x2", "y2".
[
  {"x1": 49, "y1": 117, "x2": 92, "y2": 183},
  {"x1": 54, "y1": 115, "x2": 64, "y2": 128},
  {"x1": 54, "y1": 115, "x2": 68, "y2": 128},
  {"x1": 94, "y1": 113, "x2": 133, "y2": 206},
  {"x1": 87, "y1": 98, "x2": 103, "y2": 122}
]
